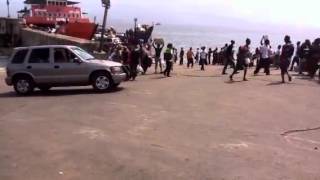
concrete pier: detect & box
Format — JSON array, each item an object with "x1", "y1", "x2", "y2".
[{"x1": 21, "y1": 28, "x2": 98, "y2": 52}]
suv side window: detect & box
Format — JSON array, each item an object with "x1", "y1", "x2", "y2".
[
  {"x1": 28, "y1": 48, "x2": 50, "y2": 63},
  {"x1": 54, "y1": 48, "x2": 77, "y2": 63},
  {"x1": 12, "y1": 49, "x2": 28, "y2": 64}
]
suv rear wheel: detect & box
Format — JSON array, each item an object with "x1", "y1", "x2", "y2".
[
  {"x1": 13, "y1": 76, "x2": 34, "y2": 95},
  {"x1": 92, "y1": 73, "x2": 113, "y2": 92}
]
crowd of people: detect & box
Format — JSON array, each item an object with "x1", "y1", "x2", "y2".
[{"x1": 107, "y1": 35, "x2": 320, "y2": 83}]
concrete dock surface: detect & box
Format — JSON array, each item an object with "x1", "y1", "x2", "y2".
[{"x1": 0, "y1": 65, "x2": 320, "y2": 180}]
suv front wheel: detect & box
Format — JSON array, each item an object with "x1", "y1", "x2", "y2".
[
  {"x1": 92, "y1": 73, "x2": 113, "y2": 92},
  {"x1": 13, "y1": 76, "x2": 34, "y2": 95}
]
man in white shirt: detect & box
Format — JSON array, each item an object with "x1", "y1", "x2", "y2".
[
  {"x1": 254, "y1": 38, "x2": 272, "y2": 76},
  {"x1": 199, "y1": 46, "x2": 208, "y2": 71}
]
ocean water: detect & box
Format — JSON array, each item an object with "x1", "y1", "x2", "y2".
[{"x1": 111, "y1": 21, "x2": 320, "y2": 51}]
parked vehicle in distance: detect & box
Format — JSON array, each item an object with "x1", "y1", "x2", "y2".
[{"x1": 5, "y1": 45, "x2": 127, "y2": 95}]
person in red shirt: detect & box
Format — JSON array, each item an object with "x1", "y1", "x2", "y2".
[{"x1": 186, "y1": 47, "x2": 194, "y2": 68}]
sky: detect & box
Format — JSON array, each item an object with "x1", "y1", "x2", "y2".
[{"x1": 1, "y1": 0, "x2": 320, "y2": 30}]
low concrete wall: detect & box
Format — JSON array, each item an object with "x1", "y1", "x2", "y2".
[
  {"x1": 0, "y1": 56, "x2": 8, "y2": 69},
  {"x1": 0, "y1": 18, "x2": 21, "y2": 47},
  {"x1": 21, "y1": 28, "x2": 98, "y2": 53},
  {"x1": 0, "y1": 48, "x2": 13, "y2": 56}
]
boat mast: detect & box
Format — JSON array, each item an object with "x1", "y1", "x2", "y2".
[
  {"x1": 6, "y1": 0, "x2": 11, "y2": 18},
  {"x1": 99, "y1": 0, "x2": 111, "y2": 52}
]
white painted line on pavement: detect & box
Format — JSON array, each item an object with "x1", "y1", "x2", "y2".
[{"x1": 0, "y1": 68, "x2": 5, "y2": 73}]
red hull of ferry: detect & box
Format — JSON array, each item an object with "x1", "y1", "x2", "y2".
[
  {"x1": 23, "y1": 2, "x2": 97, "y2": 40},
  {"x1": 57, "y1": 22, "x2": 97, "y2": 40}
]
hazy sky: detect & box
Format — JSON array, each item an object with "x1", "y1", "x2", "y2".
[{"x1": 1, "y1": 0, "x2": 320, "y2": 29}]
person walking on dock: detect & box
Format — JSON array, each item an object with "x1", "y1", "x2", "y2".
[
  {"x1": 299, "y1": 39, "x2": 311, "y2": 75},
  {"x1": 222, "y1": 40, "x2": 235, "y2": 75},
  {"x1": 230, "y1": 38, "x2": 251, "y2": 81},
  {"x1": 308, "y1": 38, "x2": 320, "y2": 79},
  {"x1": 195, "y1": 48, "x2": 200, "y2": 64},
  {"x1": 179, "y1": 47, "x2": 185, "y2": 65},
  {"x1": 280, "y1": 35, "x2": 294, "y2": 83},
  {"x1": 187, "y1": 47, "x2": 194, "y2": 68},
  {"x1": 212, "y1": 48, "x2": 218, "y2": 65},
  {"x1": 208, "y1": 48, "x2": 213, "y2": 65},
  {"x1": 289, "y1": 41, "x2": 302, "y2": 71},
  {"x1": 254, "y1": 36, "x2": 272, "y2": 76},
  {"x1": 130, "y1": 44, "x2": 142, "y2": 81},
  {"x1": 152, "y1": 41, "x2": 164, "y2": 73},
  {"x1": 163, "y1": 43, "x2": 174, "y2": 77},
  {"x1": 173, "y1": 48, "x2": 178, "y2": 63},
  {"x1": 199, "y1": 47, "x2": 208, "y2": 71},
  {"x1": 274, "y1": 45, "x2": 282, "y2": 70}
]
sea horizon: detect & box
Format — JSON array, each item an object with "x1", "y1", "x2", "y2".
[{"x1": 109, "y1": 19, "x2": 320, "y2": 50}]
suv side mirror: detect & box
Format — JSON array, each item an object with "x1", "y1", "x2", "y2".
[{"x1": 73, "y1": 57, "x2": 82, "y2": 64}]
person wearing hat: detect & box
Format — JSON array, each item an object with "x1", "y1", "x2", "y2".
[
  {"x1": 280, "y1": 35, "x2": 294, "y2": 83},
  {"x1": 230, "y1": 38, "x2": 251, "y2": 81},
  {"x1": 222, "y1": 40, "x2": 235, "y2": 75},
  {"x1": 199, "y1": 46, "x2": 208, "y2": 71}
]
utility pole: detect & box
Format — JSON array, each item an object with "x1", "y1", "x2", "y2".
[
  {"x1": 133, "y1": 18, "x2": 138, "y2": 43},
  {"x1": 134, "y1": 18, "x2": 138, "y2": 33},
  {"x1": 99, "y1": 0, "x2": 111, "y2": 52},
  {"x1": 7, "y1": 0, "x2": 10, "y2": 18}
]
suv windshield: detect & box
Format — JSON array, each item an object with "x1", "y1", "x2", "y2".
[{"x1": 71, "y1": 47, "x2": 95, "y2": 61}]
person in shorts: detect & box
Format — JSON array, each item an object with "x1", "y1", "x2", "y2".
[
  {"x1": 199, "y1": 46, "x2": 208, "y2": 71},
  {"x1": 152, "y1": 41, "x2": 164, "y2": 73},
  {"x1": 230, "y1": 38, "x2": 251, "y2": 81},
  {"x1": 187, "y1": 47, "x2": 194, "y2": 68},
  {"x1": 222, "y1": 40, "x2": 235, "y2": 75},
  {"x1": 280, "y1": 35, "x2": 294, "y2": 83},
  {"x1": 254, "y1": 37, "x2": 272, "y2": 76}
]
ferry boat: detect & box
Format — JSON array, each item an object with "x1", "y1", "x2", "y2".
[{"x1": 20, "y1": 0, "x2": 97, "y2": 40}]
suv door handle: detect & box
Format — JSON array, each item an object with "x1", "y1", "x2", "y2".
[
  {"x1": 54, "y1": 65, "x2": 60, "y2": 69},
  {"x1": 26, "y1": 66, "x2": 32, "y2": 69}
]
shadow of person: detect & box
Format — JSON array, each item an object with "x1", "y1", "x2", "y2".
[
  {"x1": 150, "y1": 76, "x2": 168, "y2": 80},
  {"x1": 266, "y1": 81, "x2": 285, "y2": 86},
  {"x1": 225, "y1": 80, "x2": 243, "y2": 84}
]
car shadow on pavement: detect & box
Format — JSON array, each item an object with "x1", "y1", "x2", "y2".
[
  {"x1": 224, "y1": 80, "x2": 243, "y2": 84},
  {"x1": 0, "y1": 87, "x2": 125, "y2": 98},
  {"x1": 150, "y1": 76, "x2": 169, "y2": 80},
  {"x1": 182, "y1": 74, "x2": 223, "y2": 78}
]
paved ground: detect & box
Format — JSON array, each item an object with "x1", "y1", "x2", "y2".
[
  {"x1": 0, "y1": 57, "x2": 7, "y2": 72},
  {"x1": 0, "y1": 65, "x2": 320, "y2": 180}
]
